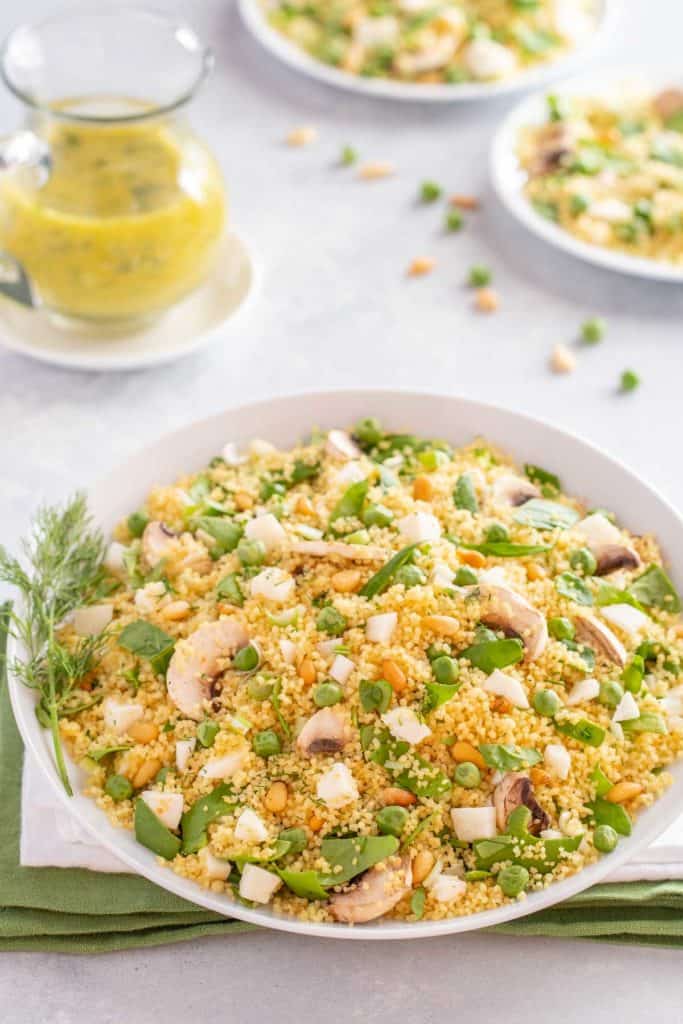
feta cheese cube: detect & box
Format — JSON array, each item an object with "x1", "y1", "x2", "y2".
[
  {"x1": 234, "y1": 808, "x2": 269, "y2": 844},
  {"x1": 239, "y1": 863, "x2": 282, "y2": 904},
  {"x1": 381, "y1": 707, "x2": 432, "y2": 745},
  {"x1": 450, "y1": 807, "x2": 497, "y2": 842},
  {"x1": 317, "y1": 762, "x2": 359, "y2": 808},
  {"x1": 482, "y1": 669, "x2": 529, "y2": 709},
  {"x1": 140, "y1": 791, "x2": 184, "y2": 831}
]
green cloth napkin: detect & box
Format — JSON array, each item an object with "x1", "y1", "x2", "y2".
[{"x1": 2, "y1": 602, "x2": 683, "y2": 953}]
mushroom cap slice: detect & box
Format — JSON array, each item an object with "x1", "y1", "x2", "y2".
[
  {"x1": 291, "y1": 540, "x2": 387, "y2": 563},
  {"x1": 573, "y1": 611, "x2": 626, "y2": 668},
  {"x1": 477, "y1": 582, "x2": 548, "y2": 661},
  {"x1": 326, "y1": 429, "x2": 361, "y2": 462},
  {"x1": 528, "y1": 122, "x2": 576, "y2": 177},
  {"x1": 141, "y1": 521, "x2": 178, "y2": 568},
  {"x1": 296, "y1": 708, "x2": 350, "y2": 756},
  {"x1": 329, "y1": 855, "x2": 412, "y2": 924},
  {"x1": 493, "y1": 771, "x2": 549, "y2": 835},
  {"x1": 492, "y1": 474, "x2": 541, "y2": 507},
  {"x1": 166, "y1": 619, "x2": 250, "y2": 720},
  {"x1": 594, "y1": 543, "x2": 641, "y2": 577}
]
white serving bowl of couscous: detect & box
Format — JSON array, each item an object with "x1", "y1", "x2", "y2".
[{"x1": 8, "y1": 390, "x2": 683, "y2": 939}]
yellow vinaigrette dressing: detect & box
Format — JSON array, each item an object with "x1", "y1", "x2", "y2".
[{"x1": 0, "y1": 102, "x2": 226, "y2": 321}]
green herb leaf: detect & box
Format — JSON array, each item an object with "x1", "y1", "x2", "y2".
[
  {"x1": 277, "y1": 868, "x2": 328, "y2": 900},
  {"x1": 478, "y1": 743, "x2": 542, "y2": 771},
  {"x1": 191, "y1": 517, "x2": 243, "y2": 557},
  {"x1": 180, "y1": 784, "x2": 236, "y2": 854},
  {"x1": 514, "y1": 499, "x2": 580, "y2": 531},
  {"x1": 588, "y1": 797, "x2": 632, "y2": 836},
  {"x1": 394, "y1": 755, "x2": 452, "y2": 800},
  {"x1": 134, "y1": 798, "x2": 181, "y2": 860},
  {"x1": 628, "y1": 566, "x2": 681, "y2": 614},
  {"x1": 410, "y1": 886, "x2": 426, "y2": 919},
  {"x1": 458, "y1": 637, "x2": 524, "y2": 674},
  {"x1": 423, "y1": 680, "x2": 461, "y2": 711},
  {"x1": 555, "y1": 717, "x2": 605, "y2": 747},
  {"x1": 329, "y1": 479, "x2": 369, "y2": 529},
  {"x1": 555, "y1": 572, "x2": 594, "y2": 606},
  {"x1": 216, "y1": 572, "x2": 245, "y2": 607},
  {"x1": 359, "y1": 544, "x2": 418, "y2": 599},
  {"x1": 318, "y1": 835, "x2": 399, "y2": 887},
  {"x1": 118, "y1": 621, "x2": 175, "y2": 676}
]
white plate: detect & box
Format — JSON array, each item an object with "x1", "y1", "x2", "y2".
[
  {"x1": 491, "y1": 68, "x2": 683, "y2": 281},
  {"x1": 239, "y1": 0, "x2": 617, "y2": 103},
  {"x1": 0, "y1": 232, "x2": 258, "y2": 371},
  {"x1": 8, "y1": 389, "x2": 683, "y2": 939}
]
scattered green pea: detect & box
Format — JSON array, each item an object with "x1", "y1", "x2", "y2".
[
  {"x1": 498, "y1": 864, "x2": 529, "y2": 898},
  {"x1": 454, "y1": 761, "x2": 481, "y2": 789},
  {"x1": 316, "y1": 605, "x2": 347, "y2": 636},
  {"x1": 549, "y1": 616, "x2": 575, "y2": 641},
  {"x1": 599, "y1": 679, "x2": 624, "y2": 708},
  {"x1": 233, "y1": 643, "x2": 260, "y2": 672},
  {"x1": 432, "y1": 655, "x2": 459, "y2": 685},
  {"x1": 581, "y1": 317, "x2": 605, "y2": 344},
  {"x1": 468, "y1": 264, "x2": 491, "y2": 287},
  {"x1": 593, "y1": 824, "x2": 618, "y2": 853},
  {"x1": 313, "y1": 680, "x2": 343, "y2": 707},
  {"x1": 340, "y1": 145, "x2": 357, "y2": 166},
  {"x1": 570, "y1": 194, "x2": 589, "y2": 216},
  {"x1": 376, "y1": 805, "x2": 409, "y2": 838},
  {"x1": 569, "y1": 547, "x2": 597, "y2": 576},
  {"x1": 620, "y1": 369, "x2": 640, "y2": 392},
  {"x1": 486, "y1": 522, "x2": 509, "y2": 544},
  {"x1": 533, "y1": 688, "x2": 562, "y2": 717},
  {"x1": 253, "y1": 729, "x2": 281, "y2": 758},
  {"x1": 197, "y1": 720, "x2": 219, "y2": 748},
  {"x1": 127, "y1": 511, "x2": 149, "y2": 538},
  {"x1": 353, "y1": 417, "x2": 383, "y2": 447},
  {"x1": 420, "y1": 180, "x2": 442, "y2": 202},
  {"x1": 395, "y1": 564, "x2": 426, "y2": 588},
  {"x1": 237, "y1": 538, "x2": 266, "y2": 567},
  {"x1": 445, "y1": 209, "x2": 463, "y2": 232},
  {"x1": 418, "y1": 449, "x2": 449, "y2": 471},
  {"x1": 105, "y1": 774, "x2": 133, "y2": 802},
  {"x1": 454, "y1": 566, "x2": 478, "y2": 586}
]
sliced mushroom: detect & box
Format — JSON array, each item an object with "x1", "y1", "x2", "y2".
[
  {"x1": 493, "y1": 771, "x2": 549, "y2": 835},
  {"x1": 491, "y1": 474, "x2": 540, "y2": 507},
  {"x1": 141, "y1": 521, "x2": 177, "y2": 568},
  {"x1": 291, "y1": 540, "x2": 387, "y2": 563},
  {"x1": 654, "y1": 88, "x2": 683, "y2": 122},
  {"x1": 329, "y1": 855, "x2": 412, "y2": 924},
  {"x1": 296, "y1": 708, "x2": 350, "y2": 756},
  {"x1": 141, "y1": 520, "x2": 211, "y2": 575},
  {"x1": 326, "y1": 429, "x2": 361, "y2": 462},
  {"x1": 394, "y1": 34, "x2": 457, "y2": 76},
  {"x1": 476, "y1": 582, "x2": 548, "y2": 661},
  {"x1": 166, "y1": 619, "x2": 250, "y2": 720},
  {"x1": 594, "y1": 543, "x2": 641, "y2": 576},
  {"x1": 528, "y1": 122, "x2": 576, "y2": 177},
  {"x1": 573, "y1": 611, "x2": 626, "y2": 668}
]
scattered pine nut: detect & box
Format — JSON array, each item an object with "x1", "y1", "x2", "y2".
[
  {"x1": 264, "y1": 781, "x2": 288, "y2": 814},
  {"x1": 128, "y1": 721, "x2": 159, "y2": 745},
  {"x1": 331, "y1": 568, "x2": 362, "y2": 593},
  {"x1": 422, "y1": 614, "x2": 460, "y2": 637},
  {"x1": 308, "y1": 811, "x2": 324, "y2": 832},
  {"x1": 359, "y1": 161, "x2": 395, "y2": 181},
  {"x1": 451, "y1": 741, "x2": 487, "y2": 770},
  {"x1": 550, "y1": 343, "x2": 576, "y2": 374},
  {"x1": 450, "y1": 193, "x2": 479, "y2": 210},
  {"x1": 132, "y1": 757, "x2": 162, "y2": 789},
  {"x1": 381, "y1": 658, "x2": 408, "y2": 694},
  {"x1": 286, "y1": 125, "x2": 318, "y2": 147},
  {"x1": 298, "y1": 657, "x2": 316, "y2": 686},
  {"x1": 380, "y1": 786, "x2": 417, "y2": 807},
  {"x1": 413, "y1": 475, "x2": 434, "y2": 500},
  {"x1": 159, "y1": 600, "x2": 191, "y2": 621},
  {"x1": 407, "y1": 256, "x2": 436, "y2": 277},
  {"x1": 474, "y1": 287, "x2": 499, "y2": 313},
  {"x1": 295, "y1": 494, "x2": 314, "y2": 517},
  {"x1": 234, "y1": 491, "x2": 254, "y2": 511},
  {"x1": 530, "y1": 767, "x2": 553, "y2": 787},
  {"x1": 605, "y1": 781, "x2": 643, "y2": 804},
  {"x1": 526, "y1": 563, "x2": 547, "y2": 581},
  {"x1": 411, "y1": 850, "x2": 435, "y2": 886},
  {"x1": 457, "y1": 548, "x2": 486, "y2": 568}
]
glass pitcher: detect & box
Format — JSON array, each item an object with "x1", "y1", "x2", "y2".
[{"x1": 0, "y1": 7, "x2": 227, "y2": 326}]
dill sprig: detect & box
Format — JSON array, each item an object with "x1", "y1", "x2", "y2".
[{"x1": 0, "y1": 494, "x2": 109, "y2": 794}]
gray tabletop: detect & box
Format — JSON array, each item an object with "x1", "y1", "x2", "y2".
[{"x1": 1, "y1": 0, "x2": 682, "y2": 1018}]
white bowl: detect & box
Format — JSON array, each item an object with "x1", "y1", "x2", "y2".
[
  {"x1": 8, "y1": 389, "x2": 683, "y2": 939},
  {"x1": 491, "y1": 68, "x2": 683, "y2": 281},
  {"x1": 239, "y1": 0, "x2": 618, "y2": 104}
]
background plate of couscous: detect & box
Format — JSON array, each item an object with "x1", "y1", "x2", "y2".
[
  {"x1": 8, "y1": 389, "x2": 683, "y2": 939},
  {"x1": 491, "y1": 68, "x2": 683, "y2": 281},
  {"x1": 238, "y1": 0, "x2": 618, "y2": 104}
]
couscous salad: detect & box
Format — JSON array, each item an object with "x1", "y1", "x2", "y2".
[
  {"x1": 261, "y1": 1, "x2": 598, "y2": 87},
  {"x1": 4, "y1": 420, "x2": 683, "y2": 925},
  {"x1": 519, "y1": 86, "x2": 683, "y2": 265}
]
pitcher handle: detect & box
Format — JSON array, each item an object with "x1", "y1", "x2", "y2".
[{"x1": 0, "y1": 130, "x2": 51, "y2": 309}]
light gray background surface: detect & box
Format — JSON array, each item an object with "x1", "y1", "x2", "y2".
[{"x1": 1, "y1": 0, "x2": 681, "y2": 1019}]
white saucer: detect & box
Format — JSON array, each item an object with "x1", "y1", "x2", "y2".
[{"x1": 0, "y1": 232, "x2": 257, "y2": 371}]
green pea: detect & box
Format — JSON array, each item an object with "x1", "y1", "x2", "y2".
[
  {"x1": 376, "y1": 805, "x2": 409, "y2": 838},
  {"x1": 253, "y1": 729, "x2": 281, "y2": 758},
  {"x1": 467, "y1": 264, "x2": 491, "y2": 287},
  {"x1": 197, "y1": 720, "x2": 219, "y2": 748},
  {"x1": 548, "y1": 616, "x2": 575, "y2": 641},
  {"x1": 622, "y1": 656, "x2": 644, "y2": 694},
  {"x1": 498, "y1": 864, "x2": 529, "y2": 898},
  {"x1": 359, "y1": 678, "x2": 393, "y2": 713},
  {"x1": 454, "y1": 566, "x2": 478, "y2": 586},
  {"x1": 354, "y1": 417, "x2": 383, "y2": 447},
  {"x1": 620, "y1": 369, "x2": 640, "y2": 393},
  {"x1": 432, "y1": 655, "x2": 459, "y2": 685},
  {"x1": 362, "y1": 503, "x2": 394, "y2": 528},
  {"x1": 105, "y1": 774, "x2": 133, "y2": 802},
  {"x1": 279, "y1": 827, "x2": 307, "y2": 854},
  {"x1": 581, "y1": 317, "x2": 605, "y2": 344},
  {"x1": 395, "y1": 564, "x2": 426, "y2": 588},
  {"x1": 569, "y1": 547, "x2": 597, "y2": 575},
  {"x1": 533, "y1": 688, "x2": 562, "y2": 718},
  {"x1": 418, "y1": 449, "x2": 449, "y2": 471},
  {"x1": 313, "y1": 680, "x2": 343, "y2": 707},
  {"x1": 237, "y1": 538, "x2": 266, "y2": 567},
  {"x1": 599, "y1": 679, "x2": 624, "y2": 708},
  {"x1": 233, "y1": 643, "x2": 260, "y2": 672},
  {"x1": 486, "y1": 522, "x2": 509, "y2": 544},
  {"x1": 127, "y1": 511, "x2": 149, "y2": 538},
  {"x1": 247, "y1": 677, "x2": 274, "y2": 701},
  {"x1": 445, "y1": 209, "x2": 463, "y2": 232},
  {"x1": 570, "y1": 194, "x2": 589, "y2": 217},
  {"x1": 316, "y1": 606, "x2": 347, "y2": 636},
  {"x1": 454, "y1": 762, "x2": 481, "y2": 789},
  {"x1": 593, "y1": 824, "x2": 618, "y2": 853},
  {"x1": 340, "y1": 145, "x2": 357, "y2": 167},
  {"x1": 420, "y1": 180, "x2": 442, "y2": 203}
]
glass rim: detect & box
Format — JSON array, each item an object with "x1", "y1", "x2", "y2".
[{"x1": 0, "y1": 5, "x2": 214, "y2": 124}]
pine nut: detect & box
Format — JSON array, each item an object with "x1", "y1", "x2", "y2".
[
  {"x1": 451, "y1": 741, "x2": 486, "y2": 770},
  {"x1": 380, "y1": 787, "x2": 417, "y2": 807},
  {"x1": 413, "y1": 475, "x2": 434, "y2": 500},
  {"x1": 331, "y1": 569, "x2": 362, "y2": 593},
  {"x1": 423, "y1": 614, "x2": 460, "y2": 637},
  {"x1": 286, "y1": 126, "x2": 318, "y2": 147},
  {"x1": 308, "y1": 811, "x2": 324, "y2": 832},
  {"x1": 550, "y1": 343, "x2": 576, "y2": 374},
  {"x1": 298, "y1": 657, "x2": 316, "y2": 686},
  {"x1": 159, "y1": 600, "x2": 190, "y2": 621},
  {"x1": 526, "y1": 563, "x2": 547, "y2": 581},
  {"x1": 530, "y1": 767, "x2": 552, "y2": 787},
  {"x1": 128, "y1": 721, "x2": 159, "y2": 745},
  {"x1": 475, "y1": 287, "x2": 499, "y2": 313},
  {"x1": 234, "y1": 491, "x2": 254, "y2": 511},
  {"x1": 359, "y1": 161, "x2": 395, "y2": 181},
  {"x1": 411, "y1": 850, "x2": 435, "y2": 886},
  {"x1": 381, "y1": 658, "x2": 408, "y2": 694},
  {"x1": 457, "y1": 549, "x2": 486, "y2": 568},
  {"x1": 408, "y1": 257, "x2": 436, "y2": 277},
  {"x1": 450, "y1": 193, "x2": 479, "y2": 210},
  {"x1": 132, "y1": 757, "x2": 162, "y2": 789},
  {"x1": 264, "y1": 781, "x2": 288, "y2": 814},
  {"x1": 605, "y1": 781, "x2": 643, "y2": 804},
  {"x1": 295, "y1": 495, "x2": 314, "y2": 516},
  {"x1": 490, "y1": 695, "x2": 512, "y2": 714}
]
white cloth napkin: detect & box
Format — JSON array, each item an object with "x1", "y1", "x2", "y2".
[{"x1": 19, "y1": 752, "x2": 683, "y2": 882}]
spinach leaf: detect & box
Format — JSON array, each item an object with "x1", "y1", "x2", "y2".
[
  {"x1": 587, "y1": 797, "x2": 632, "y2": 836},
  {"x1": 318, "y1": 835, "x2": 400, "y2": 887},
  {"x1": 118, "y1": 621, "x2": 175, "y2": 676},
  {"x1": 394, "y1": 756, "x2": 452, "y2": 800},
  {"x1": 594, "y1": 581, "x2": 642, "y2": 609},
  {"x1": 458, "y1": 637, "x2": 524, "y2": 674},
  {"x1": 473, "y1": 823, "x2": 582, "y2": 873},
  {"x1": 216, "y1": 572, "x2": 245, "y2": 607},
  {"x1": 88, "y1": 744, "x2": 130, "y2": 762},
  {"x1": 360, "y1": 724, "x2": 409, "y2": 766},
  {"x1": 555, "y1": 717, "x2": 605, "y2": 747},
  {"x1": 180, "y1": 783, "x2": 236, "y2": 854},
  {"x1": 514, "y1": 499, "x2": 580, "y2": 531},
  {"x1": 278, "y1": 869, "x2": 328, "y2": 900},
  {"x1": 628, "y1": 566, "x2": 681, "y2": 614},
  {"x1": 457, "y1": 540, "x2": 550, "y2": 558},
  {"x1": 555, "y1": 572, "x2": 594, "y2": 606},
  {"x1": 621, "y1": 712, "x2": 667, "y2": 735},
  {"x1": 453, "y1": 473, "x2": 478, "y2": 513},
  {"x1": 524, "y1": 463, "x2": 560, "y2": 497},
  {"x1": 424, "y1": 680, "x2": 461, "y2": 711},
  {"x1": 290, "y1": 460, "x2": 321, "y2": 485},
  {"x1": 360, "y1": 544, "x2": 418, "y2": 599},
  {"x1": 329, "y1": 479, "x2": 369, "y2": 528},
  {"x1": 134, "y1": 798, "x2": 181, "y2": 860},
  {"x1": 191, "y1": 516, "x2": 242, "y2": 557},
  {"x1": 478, "y1": 743, "x2": 542, "y2": 771},
  {"x1": 360, "y1": 725, "x2": 450, "y2": 799}
]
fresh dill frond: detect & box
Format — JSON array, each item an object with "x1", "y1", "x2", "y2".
[{"x1": 0, "y1": 494, "x2": 108, "y2": 794}]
